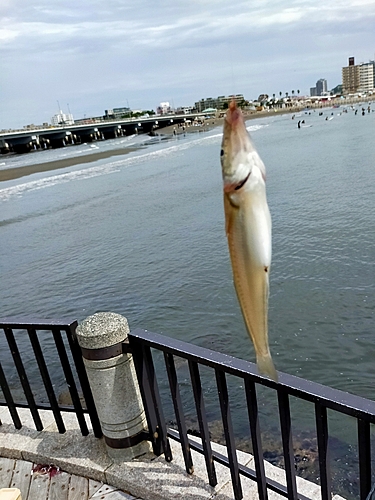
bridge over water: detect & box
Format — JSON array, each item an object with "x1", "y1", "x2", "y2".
[{"x1": 0, "y1": 112, "x2": 209, "y2": 154}]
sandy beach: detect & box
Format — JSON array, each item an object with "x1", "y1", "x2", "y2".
[{"x1": 0, "y1": 146, "x2": 141, "y2": 182}]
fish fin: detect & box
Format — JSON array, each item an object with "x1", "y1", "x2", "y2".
[{"x1": 257, "y1": 354, "x2": 278, "y2": 382}]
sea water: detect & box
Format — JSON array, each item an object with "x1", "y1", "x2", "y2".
[{"x1": 1, "y1": 107, "x2": 374, "y2": 496}]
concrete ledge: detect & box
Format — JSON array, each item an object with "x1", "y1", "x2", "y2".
[{"x1": 0, "y1": 407, "x2": 346, "y2": 500}]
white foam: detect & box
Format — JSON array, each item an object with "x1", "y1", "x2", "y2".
[
  {"x1": 0, "y1": 164, "x2": 120, "y2": 201},
  {"x1": 247, "y1": 123, "x2": 268, "y2": 133}
]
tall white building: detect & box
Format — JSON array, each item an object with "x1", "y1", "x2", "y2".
[
  {"x1": 315, "y1": 79, "x2": 328, "y2": 96},
  {"x1": 359, "y1": 62, "x2": 375, "y2": 92},
  {"x1": 51, "y1": 111, "x2": 74, "y2": 126}
]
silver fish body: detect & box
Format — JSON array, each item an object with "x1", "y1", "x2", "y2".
[{"x1": 221, "y1": 101, "x2": 277, "y2": 381}]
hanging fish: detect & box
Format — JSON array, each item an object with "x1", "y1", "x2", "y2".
[{"x1": 220, "y1": 101, "x2": 277, "y2": 381}]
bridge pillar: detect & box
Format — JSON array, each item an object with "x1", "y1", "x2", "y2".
[{"x1": 75, "y1": 312, "x2": 151, "y2": 461}]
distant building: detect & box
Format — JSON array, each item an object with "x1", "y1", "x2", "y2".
[
  {"x1": 51, "y1": 111, "x2": 74, "y2": 126},
  {"x1": 176, "y1": 106, "x2": 195, "y2": 114},
  {"x1": 359, "y1": 62, "x2": 375, "y2": 92},
  {"x1": 157, "y1": 102, "x2": 172, "y2": 115},
  {"x1": 316, "y1": 79, "x2": 328, "y2": 96},
  {"x1": 342, "y1": 57, "x2": 360, "y2": 94},
  {"x1": 194, "y1": 94, "x2": 245, "y2": 112},
  {"x1": 105, "y1": 107, "x2": 131, "y2": 119},
  {"x1": 257, "y1": 94, "x2": 269, "y2": 104},
  {"x1": 310, "y1": 87, "x2": 317, "y2": 97},
  {"x1": 194, "y1": 97, "x2": 217, "y2": 112},
  {"x1": 342, "y1": 57, "x2": 375, "y2": 94}
]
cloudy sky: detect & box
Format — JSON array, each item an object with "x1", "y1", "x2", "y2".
[{"x1": 1, "y1": 0, "x2": 375, "y2": 129}]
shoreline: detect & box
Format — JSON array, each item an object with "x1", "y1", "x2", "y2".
[
  {"x1": 157, "y1": 106, "x2": 301, "y2": 136},
  {"x1": 0, "y1": 146, "x2": 141, "y2": 183},
  {"x1": 0, "y1": 103, "x2": 354, "y2": 183}
]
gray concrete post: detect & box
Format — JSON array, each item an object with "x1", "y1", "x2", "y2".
[{"x1": 75, "y1": 312, "x2": 151, "y2": 461}]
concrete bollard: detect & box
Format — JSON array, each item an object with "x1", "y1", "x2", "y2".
[{"x1": 76, "y1": 312, "x2": 151, "y2": 461}]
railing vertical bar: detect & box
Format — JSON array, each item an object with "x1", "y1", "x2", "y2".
[
  {"x1": 51, "y1": 327, "x2": 88, "y2": 435},
  {"x1": 64, "y1": 324, "x2": 102, "y2": 438},
  {"x1": 3, "y1": 327, "x2": 43, "y2": 431},
  {"x1": 164, "y1": 352, "x2": 194, "y2": 474},
  {"x1": 130, "y1": 338, "x2": 162, "y2": 456},
  {"x1": 277, "y1": 390, "x2": 298, "y2": 500},
  {"x1": 314, "y1": 403, "x2": 331, "y2": 500},
  {"x1": 27, "y1": 328, "x2": 65, "y2": 433},
  {"x1": 188, "y1": 360, "x2": 217, "y2": 487},
  {"x1": 0, "y1": 361, "x2": 22, "y2": 429},
  {"x1": 142, "y1": 345, "x2": 172, "y2": 461},
  {"x1": 358, "y1": 418, "x2": 371, "y2": 500},
  {"x1": 215, "y1": 369, "x2": 242, "y2": 500},
  {"x1": 245, "y1": 378, "x2": 268, "y2": 500},
  {"x1": 130, "y1": 340, "x2": 172, "y2": 460}
]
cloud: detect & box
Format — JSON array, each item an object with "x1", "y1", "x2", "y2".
[{"x1": 1, "y1": 0, "x2": 375, "y2": 128}]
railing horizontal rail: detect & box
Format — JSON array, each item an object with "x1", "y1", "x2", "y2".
[
  {"x1": 0, "y1": 319, "x2": 78, "y2": 329},
  {"x1": 129, "y1": 328, "x2": 375, "y2": 423}
]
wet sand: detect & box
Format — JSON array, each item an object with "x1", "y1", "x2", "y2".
[{"x1": 0, "y1": 146, "x2": 141, "y2": 182}]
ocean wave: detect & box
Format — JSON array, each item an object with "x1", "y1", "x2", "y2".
[
  {"x1": 0, "y1": 164, "x2": 120, "y2": 201},
  {"x1": 247, "y1": 123, "x2": 268, "y2": 132}
]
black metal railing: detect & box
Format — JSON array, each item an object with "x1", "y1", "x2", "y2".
[
  {"x1": 1, "y1": 319, "x2": 374, "y2": 499},
  {"x1": 0, "y1": 319, "x2": 101, "y2": 437},
  {"x1": 127, "y1": 328, "x2": 375, "y2": 500}
]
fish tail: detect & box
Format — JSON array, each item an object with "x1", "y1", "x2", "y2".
[{"x1": 256, "y1": 353, "x2": 278, "y2": 382}]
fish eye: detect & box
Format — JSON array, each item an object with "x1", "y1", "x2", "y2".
[{"x1": 220, "y1": 149, "x2": 224, "y2": 157}]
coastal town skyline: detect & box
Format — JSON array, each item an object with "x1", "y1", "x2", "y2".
[{"x1": 1, "y1": 1, "x2": 375, "y2": 129}]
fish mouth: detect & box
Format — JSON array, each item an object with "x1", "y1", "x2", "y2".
[
  {"x1": 226, "y1": 100, "x2": 242, "y2": 127},
  {"x1": 223, "y1": 171, "x2": 251, "y2": 193}
]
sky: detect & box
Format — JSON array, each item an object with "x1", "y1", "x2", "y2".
[{"x1": 1, "y1": 0, "x2": 375, "y2": 129}]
